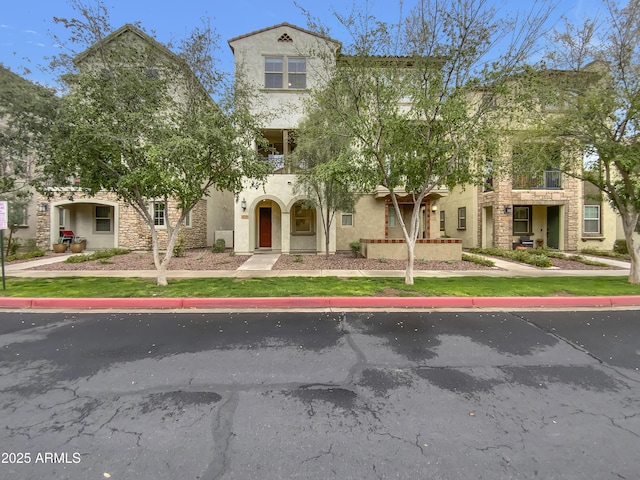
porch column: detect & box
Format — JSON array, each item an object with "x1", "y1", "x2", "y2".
[
  {"x1": 283, "y1": 130, "x2": 290, "y2": 173},
  {"x1": 281, "y1": 211, "x2": 290, "y2": 254}
]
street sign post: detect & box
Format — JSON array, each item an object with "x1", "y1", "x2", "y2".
[{"x1": 0, "y1": 201, "x2": 7, "y2": 290}]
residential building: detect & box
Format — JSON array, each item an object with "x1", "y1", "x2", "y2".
[
  {"x1": 29, "y1": 22, "x2": 622, "y2": 255},
  {"x1": 229, "y1": 23, "x2": 455, "y2": 259},
  {"x1": 34, "y1": 24, "x2": 233, "y2": 251}
]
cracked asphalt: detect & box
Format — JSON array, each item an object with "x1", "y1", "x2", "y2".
[{"x1": 0, "y1": 309, "x2": 639, "y2": 480}]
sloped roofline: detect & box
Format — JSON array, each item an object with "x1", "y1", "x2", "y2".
[
  {"x1": 227, "y1": 22, "x2": 341, "y2": 53},
  {"x1": 74, "y1": 23, "x2": 184, "y2": 66}
]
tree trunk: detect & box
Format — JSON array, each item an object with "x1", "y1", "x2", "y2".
[
  {"x1": 405, "y1": 240, "x2": 415, "y2": 285},
  {"x1": 621, "y1": 212, "x2": 640, "y2": 284},
  {"x1": 325, "y1": 207, "x2": 331, "y2": 259}
]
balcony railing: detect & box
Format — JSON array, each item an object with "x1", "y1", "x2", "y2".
[
  {"x1": 512, "y1": 170, "x2": 562, "y2": 190},
  {"x1": 261, "y1": 155, "x2": 306, "y2": 174}
]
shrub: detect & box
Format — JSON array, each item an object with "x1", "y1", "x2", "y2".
[
  {"x1": 64, "y1": 248, "x2": 130, "y2": 263},
  {"x1": 614, "y1": 239, "x2": 628, "y2": 255},
  {"x1": 212, "y1": 239, "x2": 226, "y2": 253},
  {"x1": 6, "y1": 249, "x2": 46, "y2": 262},
  {"x1": 469, "y1": 247, "x2": 552, "y2": 268},
  {"x1": 293, "y1": 254, "x2": 303, "y2": 263},
  {"x1": 173, "y1": 232, "x2": 186, "y2": 258},
  {"x1": 349, "y1": 241, "x2": 362, "y2": 258},
  {"x1": 581, "y1": 248, "x2": 629, "y2": 259},
  {"x1": 461, "y1": 253, "x2": 495, "y2": 267}
]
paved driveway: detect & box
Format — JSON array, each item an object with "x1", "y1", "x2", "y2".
[{"x1": 0, "y1": 309, "x2": 638, "y2": 479}]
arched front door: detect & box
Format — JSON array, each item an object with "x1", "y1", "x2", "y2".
[{"x1": 259, "y1": 207, "x2": 272, "y2": 248}]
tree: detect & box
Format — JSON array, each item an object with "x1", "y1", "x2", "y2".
[
  {"x1": 293, "y1": 105, "x2": 361, "y2": 258},
  {"x1": 526, "y1": 0, "x2": 640, "y2": 283},
  {"x1": 302, "y1": 0, "x2": 556, "y2": 284},
  {"x1": 0, "y1": 65, "x2": 57, "y2": 255},
  {"x1": 39, "y1": 1, "x2": 270, "y2": 285}
]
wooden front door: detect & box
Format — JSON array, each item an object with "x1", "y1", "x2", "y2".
[{"x1": 259, "y1": 207, "x2": 272, "y2": 248}]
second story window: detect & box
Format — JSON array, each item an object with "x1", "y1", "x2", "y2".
[
  {"x1": 265, "y1": 57, "x2": 283, "y2": 88},
  {"x1": 287, "y1": 57, "x2": 306, "y2": 89},
  {"x1": 264, "y1": 56, "x2": 306, "y2": 89}
]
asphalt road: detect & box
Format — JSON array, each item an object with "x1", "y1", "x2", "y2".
[{"x1": 0, "y1": 308, "x2": 638, "y2": 480}]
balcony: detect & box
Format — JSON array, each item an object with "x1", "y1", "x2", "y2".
[
  {"x1": 512, "y1": 170, "x2": 562, "y2": 190},
  {"x1": 262, "y1": 155, "x2": 307, "y2": 174}
]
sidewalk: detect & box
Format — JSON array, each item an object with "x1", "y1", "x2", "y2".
[
  {"x1": 2, "y1": 252, "x2": 638, "y2": 310},
  {"x1": 3, "y1": 251, "x2": 632, "y2": 278}
]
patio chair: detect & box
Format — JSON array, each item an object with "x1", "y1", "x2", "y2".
[{"x1": 60, "y1": 230, "x2": 77, "y2": 246}]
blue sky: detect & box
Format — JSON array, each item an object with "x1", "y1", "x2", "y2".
[{"x1": 1, "y1": 0, "x2": 605, "y2": 85}]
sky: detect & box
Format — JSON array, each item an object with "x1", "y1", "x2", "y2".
[{"x1": 0, "y1": 0, "x2": 607, "y2": 86}]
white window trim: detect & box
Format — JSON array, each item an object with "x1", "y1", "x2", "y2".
[
  {"x1": 151, "y1": 201, "x2": 166, "y2": 228},
  {"x1": 583, "y1": 204, "x2": 601, "y2": 234},
  {"x1": 264, "y1": 55, "x2": 307, "y2": 90},
  {"x1": 341, "y1": 212, "x2": 353, "y2": 227}
]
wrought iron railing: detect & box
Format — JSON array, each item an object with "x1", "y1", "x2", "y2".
[{"x1": 512, "y1": 170, "x2": 562, "y2": 190}]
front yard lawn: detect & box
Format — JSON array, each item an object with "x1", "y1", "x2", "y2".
[{"x1": 1, "y1": 276, "x2": 639, "y2": 298}]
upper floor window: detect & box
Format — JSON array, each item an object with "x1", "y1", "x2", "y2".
[{"x1": 264, "y1": 56, "x2": 306, "y2": 89}]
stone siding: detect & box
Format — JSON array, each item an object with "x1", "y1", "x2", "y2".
[{"x1": 36, "y1": 190, "x2": 207, "y2": 251}]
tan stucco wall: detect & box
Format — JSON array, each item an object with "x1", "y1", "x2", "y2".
[
  {"x1": 229, "y1": 25, "x2": 337, "y2": 128},
  {"x1": 363, "y1": 241, "x2": 462, "y2": 261},
  {"x1": 336, "y1": 195, "x2": 384, "y2": 251},
  {"x1": 436, "y1": 185, "x2": 477, "y2": 247}
]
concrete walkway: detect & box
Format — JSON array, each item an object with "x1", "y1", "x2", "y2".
[{"x1": 236, "y1": 253, "x2": 281, "y2": 271}]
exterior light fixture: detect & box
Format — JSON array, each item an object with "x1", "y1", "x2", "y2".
[
  {"x1": 431, "y1": 205, "x2": 438, "y2": 212},
  {"x1": 38, "y1": 202, "x2": 49, "y2": 214},
  {"x1": 504, "y1": 205, "x2": 512, "y2": 215},
  {"x1": 241, "y1": 198, "x2": 247, "y2": 212}
]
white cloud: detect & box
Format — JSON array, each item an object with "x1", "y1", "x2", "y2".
[
  {"x1": 0, "y1": 24, "x2": 15, "y2": 29},
  {"x1": 24, "y1": 29, "x2": 38, "y2": 35}
]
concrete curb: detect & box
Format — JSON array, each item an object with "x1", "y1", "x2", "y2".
[{"x1": 1, "y1": 296, "x2": 640, "y2": 310}]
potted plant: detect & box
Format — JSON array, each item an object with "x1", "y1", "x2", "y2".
[
  {"x1": 52, "y1": 238, "x2": 67, "y2": 253},
  {"x1": 69, "y1": 238, "x2": 86, "y2": 253}
]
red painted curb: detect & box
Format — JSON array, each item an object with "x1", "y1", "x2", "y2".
[
  {"x1": 0, "y1": 298, "x2": 33, "y2": 308},
  {"x1": 328, "y1": 297, "x2": 475, "y2": 308},
  {"x1": 2, "y1": 296, "x2": 639, "y2": 310},
  {"x1": 183, "y1": 297, "x2": 331, "y2": 309},
  {"x1": 472, "y1": 296, "x2": 614, "y2": 308},
  {"x1": 610, "y1": 296, "x2": 640, "y2": 306},
  {"x1": 30, "y1": 298, "x2": 184, "y2": 309}
]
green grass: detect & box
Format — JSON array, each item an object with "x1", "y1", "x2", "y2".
[{"x1": 1, "y1": 275, "x2": 639, "y2": 298}]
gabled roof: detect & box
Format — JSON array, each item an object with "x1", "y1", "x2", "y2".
[
  {"x1": 227, "y1": 22, "x2": 340, "y2": 53},
  {"x1": 74, "y1": 23, "x2": 183, "y2": 66}
]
